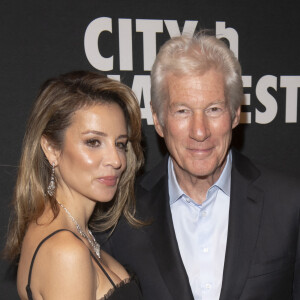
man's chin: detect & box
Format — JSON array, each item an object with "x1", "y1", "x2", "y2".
[{"x1": 185, "y1": 161, "x2": 224, "y2": 179}]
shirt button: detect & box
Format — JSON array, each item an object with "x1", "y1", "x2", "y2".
[
  {"x1": 205, "y1": 283, "x2": 212, "y2": 289},
  {"x1": 185, "y1": 198, "x2": 191, "y2": 203},
  {"x1": 201, "y1": 210, "x2": 207, "y2": 217},
  {"x1": 203, "y1": 247, "x2": 209, "y2": 253}
]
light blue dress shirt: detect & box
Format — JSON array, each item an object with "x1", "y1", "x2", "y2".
[{"x1": 168, "y1": 151, "x2": 232, "y2": 300}]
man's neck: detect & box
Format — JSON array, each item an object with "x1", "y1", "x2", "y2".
[{"x1": 172, "y1": 158, "x2": 227, "y2": 205}]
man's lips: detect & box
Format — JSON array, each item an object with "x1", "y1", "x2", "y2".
[
  {"x1": 186, "y1": 146, "x2": 214, "y2": 152},
  {"x1": 97, "y1": 176, "x2": 118, "y2": 186},
  {"x1": 186, "y1": 146, "x2": 214, "y2": 156}
]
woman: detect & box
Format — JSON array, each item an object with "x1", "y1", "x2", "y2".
[{"x1": 4, "y1": 71, "x2": 144, "y2": 299}]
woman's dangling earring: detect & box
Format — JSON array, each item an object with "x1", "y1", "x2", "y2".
[{"x1": 47, "y1": 162, "x2": 56, "y2": 197}]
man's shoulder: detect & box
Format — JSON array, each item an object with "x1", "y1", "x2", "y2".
[
  {"x1": 136, "y1": 155, "x2": 169, "y2": 192},
  {"x1": 133, "y1": 156, "x2": 170, "y2": 217},
  {"x1": 232, "y1": 149, "x2": 300, "y2": 193}
]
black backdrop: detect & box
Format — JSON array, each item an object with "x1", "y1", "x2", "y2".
[{"x1": 1, "y1": 1, "x2": 300, "y2": 298}]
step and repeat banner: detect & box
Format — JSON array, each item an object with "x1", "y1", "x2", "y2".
[{"x1": 1, "y1": 0, "x2": 299, "y2": 298}]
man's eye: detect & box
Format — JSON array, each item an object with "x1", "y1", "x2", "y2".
[
  {"x1": 206, "y1": 106, "x2": 223, "y2": 115},
  {"x1": 176, "y1": 109, "x2": 189, "y2": 114},
  {"x1": 86, "y1": 139, "x2": 100, "y2": 147}
]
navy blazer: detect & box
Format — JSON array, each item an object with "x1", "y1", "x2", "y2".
[{"x1": 97, "y1": 150, "x2": 300, "y2": 300}]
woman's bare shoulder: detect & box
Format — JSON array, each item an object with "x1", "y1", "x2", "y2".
[
  {"x1": 37, "y1": 230, "x2": 94, "y2": 275},
  {"x1": 26, "y1": 230, "x2": 97, "y2": 299},
  {"x1": 42, "y1": 230, "x2": 87, "y2": 254}
]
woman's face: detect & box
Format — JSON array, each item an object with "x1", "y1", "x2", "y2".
[{"x1": 55, "y1": 103, "x2": 128, "y2": 203}]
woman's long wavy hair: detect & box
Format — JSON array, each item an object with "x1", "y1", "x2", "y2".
[{"x1": 5, "y1": 71, "x2": 144, "y2": 261}]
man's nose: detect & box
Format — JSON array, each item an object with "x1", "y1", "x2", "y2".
[{"x1": 189, "y1": 111, "x2": 211, "y2": 142}]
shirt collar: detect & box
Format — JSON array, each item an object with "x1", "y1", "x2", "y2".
[{"x1": 168, "y1": 150, "x2": 232, "y2": 205}]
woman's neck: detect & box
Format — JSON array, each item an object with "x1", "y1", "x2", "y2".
[{"x1": 55, "y1": 188, "x2": 96, "y2": 234}]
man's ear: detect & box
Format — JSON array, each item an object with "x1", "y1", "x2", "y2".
[
  {"x1": 151, "y1": 102, "x2": 164, "y2": 138},
  {"x1": 40, "y1": 135, "x2": 60, "y2": 165},
  {"x1": 232, "y1": 106, "x2": 241, "y2": 129}
]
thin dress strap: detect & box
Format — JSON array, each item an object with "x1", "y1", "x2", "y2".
[
  {"x1": 26, "y1": 229, "x2": 116, "y2": 299},
  {"x1": 89, "y1": 249, "x2": 116, "y2": 288}
]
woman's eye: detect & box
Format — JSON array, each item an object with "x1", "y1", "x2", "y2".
[
  {"x1": 116, "y1": 141, "x2": 128, "y2": 151},
  {"x1": 86, "y1": 139, "x2": 100, "y2": 147}
]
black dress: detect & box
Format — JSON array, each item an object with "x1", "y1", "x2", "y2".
[{"x1": 26, "y1": 229, "x2": 143, "y2": 300}]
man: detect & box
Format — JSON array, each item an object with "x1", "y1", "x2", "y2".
[{"x1": 98, "y1": 32, "x2": 300, "y2": 299}]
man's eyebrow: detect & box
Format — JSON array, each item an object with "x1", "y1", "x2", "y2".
[
  {"x1": 169, "y1": 102, "x2": 189, "y2": 107},
  {"x1": 169, "y1": 99, "x2": 226, "y2": 107},
  {"x1": 208, "y1": 100, "x2": 226, "y2": 105}
]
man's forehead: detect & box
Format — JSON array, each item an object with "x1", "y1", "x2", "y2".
[
  {"x1": 166, "y1": 72, "x2": 226, "y2": 104},
  {"x1": 167, "y1": 70, "x2": 224, "y2": 86}
]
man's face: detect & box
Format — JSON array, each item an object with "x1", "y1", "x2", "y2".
[{"x1": 153, "y1": 70, "x2": 240, "y2": 182}]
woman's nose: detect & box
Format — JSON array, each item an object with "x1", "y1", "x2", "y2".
[{"x1": 103, "y1": 146, "x2": 122, "y2": 169}]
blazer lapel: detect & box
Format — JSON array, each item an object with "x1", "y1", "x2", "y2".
[
  {"x1": 220, "y1": 151, "x2": 265, "y2": 300},
  {"x1": 138, "y1": 156, "x2": 194, "y2": 300}
]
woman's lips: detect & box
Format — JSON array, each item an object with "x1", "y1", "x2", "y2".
[{"x1": 97, "y1": 176, "x2": 118, "y2": 186}]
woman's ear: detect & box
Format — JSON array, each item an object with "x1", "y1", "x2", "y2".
[{"x1": 40, "y1": 135, "x2": 60, "y2": 165}]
